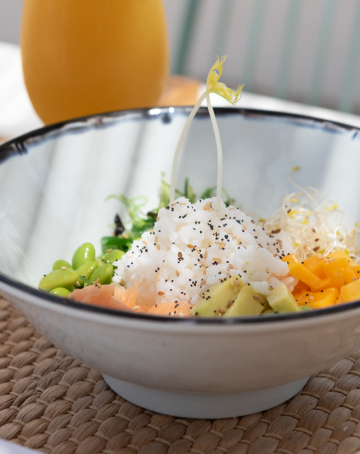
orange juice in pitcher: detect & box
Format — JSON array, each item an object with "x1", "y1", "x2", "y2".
[{"x1": 21, "y1": 0, "x2": 169, "y2": 124}]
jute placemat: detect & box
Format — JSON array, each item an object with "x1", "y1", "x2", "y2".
[{"x1": 1, "y1": 295, "x2": 360, "y2": 454}]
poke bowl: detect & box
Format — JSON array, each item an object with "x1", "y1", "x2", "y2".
[{"x1": 1, "y1": 106, "x2": 360, "y2": 418}]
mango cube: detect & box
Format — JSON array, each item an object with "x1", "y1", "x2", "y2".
[{"x1": 340, "y1": 278, "x2": 360, "y2": 303}]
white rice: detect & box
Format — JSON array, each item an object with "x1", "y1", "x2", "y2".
[{"x1": 113, "y1": 197, "x2": 296, "y2": 306}]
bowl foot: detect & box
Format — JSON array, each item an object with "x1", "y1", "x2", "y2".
[{"x1": 102, "y1": 375, "x2": 309, "y2": 418}]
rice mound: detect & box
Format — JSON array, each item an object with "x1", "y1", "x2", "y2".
[{"x1": 113, "y1": 197, "x2": 295, "y2": 306}]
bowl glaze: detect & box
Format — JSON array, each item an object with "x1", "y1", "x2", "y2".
[{"x1": 1, "y1": 107, "x2": 360, "y2": 418}]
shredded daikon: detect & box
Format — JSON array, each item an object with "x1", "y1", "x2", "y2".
[{"x1": 262, "y1": 188, "x2": 360, "y2": 261}]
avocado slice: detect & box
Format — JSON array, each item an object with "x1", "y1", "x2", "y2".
[
  {"x1": 267, "y1": 284, "x2": 300, "y2": 313},
  {"x1": 299, "y1": 305, "x2": 313, "y2": 312},
  {"x1": 224, "y1": 285, "x2": 266, "y2": 317},
  {"x1": 263, "y1": 309, "x2": 275, "y2": 315},
  {"x1": 190, "y1": 275, "x2": 244, "y2": 317}
]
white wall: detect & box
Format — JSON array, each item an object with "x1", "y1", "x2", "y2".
[
  {"x1": 1, "y1": 0, "x2": 360, "y2": 113},
  {"x1": 0, "y1": 0, "x2": 23, "y2": 44}
]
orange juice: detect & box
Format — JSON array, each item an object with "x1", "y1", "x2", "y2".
[{"x1": 21, "y1": 0, "x2": 169, "y2": 124}]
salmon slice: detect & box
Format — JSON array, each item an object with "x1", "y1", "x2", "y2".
[
  {"x1": 99, "y1": 284, "x2": 117, "y2": 297},
  {"x1": 113, "y1": 285, "x2": 138, "y2": 308},
  {"x1": 147, "y1": 301, "x2": 193, "y2": 317},
  {"x1": 69, "y1": 284, "x2": 131, "y2": 311},
  {"x1": 70, "y1": 284, "x2": 116, "y2": 299},
  {"x1": 132, "y1": 305, "x2": 149, "y2": 314},
  {"x1": 70, "y1": 284, "x2": 192, "y2": 317}
]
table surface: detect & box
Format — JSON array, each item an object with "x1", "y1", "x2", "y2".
[
  {"x1": 2, "y1": 41, "x2": 360, "y2": 454},
  {"x1": 0, "y1": 293, "x2": 359, "y2": 454}
]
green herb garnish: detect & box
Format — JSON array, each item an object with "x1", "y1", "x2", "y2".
[
  {"x1": 77, "y1": 275, "x2": 94, "y2": 287},
  {"x1": 103, "y1": 178, "x2": 236, "y2": 254}
]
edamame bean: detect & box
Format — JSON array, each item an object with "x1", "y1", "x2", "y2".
[
  {"x1": 53, "y1": 260, "x2": 74, "y2": 271},
  {"x1": 50, "y1": 287, "x2": 71, "y2": 297},
  {"x1": 89, "y1": 264, "x2": 114, "y2": 285},
  {"x1": 103, "y1": 250, "x2": 124, "y2": 266},
  {"x1": 39, "y1": 269, "x2": 78, "y2": 292},
  {"x1": 77, "y1": 261, "x2": 98, "y2": 279},
  {"x1": 72, "y1": 243, "x2": 95, "y2": 269}
]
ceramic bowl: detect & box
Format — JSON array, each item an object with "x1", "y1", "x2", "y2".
[{"x1": 1, "y1": 107, "x2": 360, "y2": 419}]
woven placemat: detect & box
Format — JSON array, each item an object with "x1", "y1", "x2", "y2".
[{"x1": 1, "y1": 296, "x2": 360, "y2": 454}]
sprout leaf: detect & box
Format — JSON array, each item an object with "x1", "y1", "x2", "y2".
[{"x1": 170, "y1": 55, "x2": 243, "y2": 218}]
